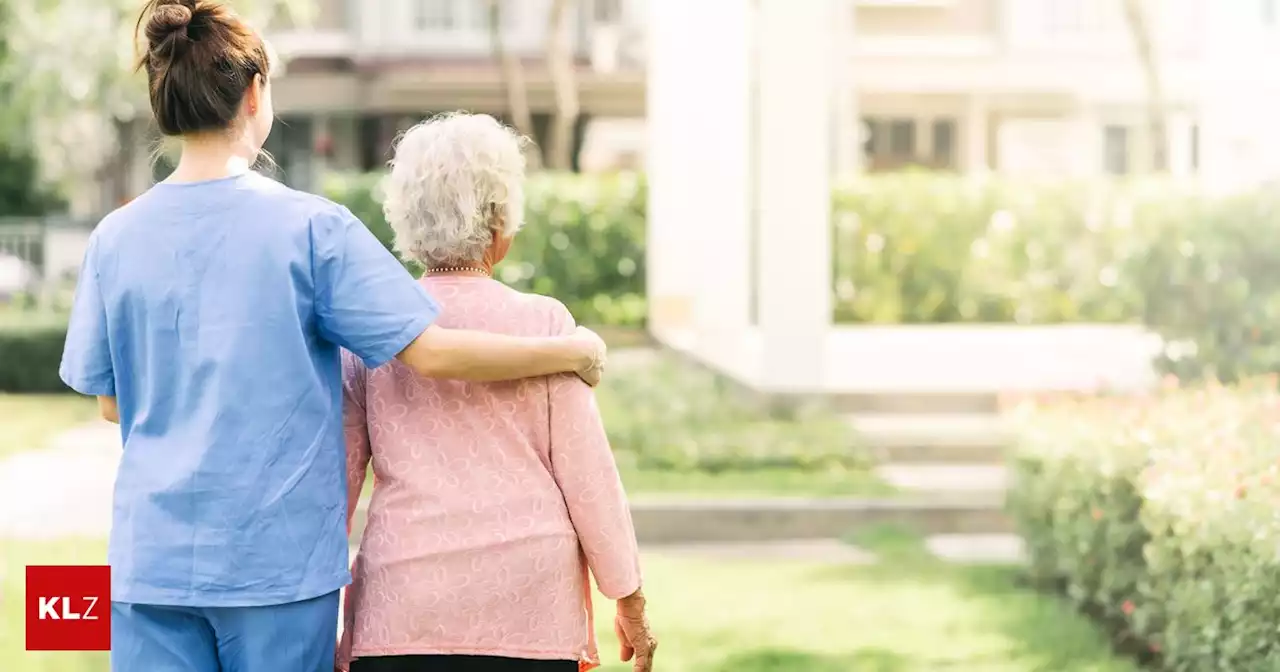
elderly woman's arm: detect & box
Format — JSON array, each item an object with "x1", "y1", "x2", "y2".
[
  {"x1": 547, "y1": 371, "x2": 642, "y2": 597},
  {"x1": 547, "y1": 367, "x2": 657, "y2": 671},
  {"x1": 336, "y1": 353, "x2": 372, "y2": 672}
]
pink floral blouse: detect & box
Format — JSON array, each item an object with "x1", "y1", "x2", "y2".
[{"x1": 337, "y1": 276, "x2": 642, "y2": 671}]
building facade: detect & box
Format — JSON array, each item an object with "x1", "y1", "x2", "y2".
[
  {"x1": 261, "y1": 0, "x2": 646, "y2": 190},
  {"x1": 850, "y1": 0, "x2": 1280, "y2": 187},
  {"x1": 240, "y1": 0, "x2": 1280, "y2": 190}
]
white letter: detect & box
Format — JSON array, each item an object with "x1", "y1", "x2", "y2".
[
  {"x1": 38, "y1": 597, "x2": 60, "y2": 620},
  {"x1": 82, "y1": 597, "x2": 100, "y2": 621},
  {"x1": 61, "y1": 597, "x2": 80, "y2": 620}
]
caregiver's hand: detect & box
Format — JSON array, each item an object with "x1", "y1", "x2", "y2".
[
  {"x1": 614, "y1": 590, "x2": 657, "y2": 672},
  {"x1": 571, "y1": 326, "x2": 608, "y2": 387}
]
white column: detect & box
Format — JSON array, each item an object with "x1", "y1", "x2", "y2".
[
  {"x1": 831, "y1": 0, "x2": 860, "y2": 177},
  {"x1": 755, "y1": 0, "x2": 835, "y2": 393},
  {"x1": 646, "y1": 0, "x2": 751, "y2": 358},
  {"x1": 963, "y1": 95, "x2": 989, "y2": 173}
]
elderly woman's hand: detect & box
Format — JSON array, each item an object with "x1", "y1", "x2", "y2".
[
  {"x1": 614, "y1": 590, "x2": 656, "y2": 672},
  {"x1": 571, "y1": 326, "x2": 607, "y2": 387}
]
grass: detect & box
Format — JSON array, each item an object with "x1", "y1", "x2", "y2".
[
  {"x1": 592, "y1": 546, "x2": 1138, "y2": 672},
  {"x1": 0, "y1": 394, "x2": 97, "y2": 461},
  {"x1": 1, "y1": 537, "x2": 1136, "y2": 672}
]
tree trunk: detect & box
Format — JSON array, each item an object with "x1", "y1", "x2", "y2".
[
  {"x1": 96, "y1": 118, "x2": 137, "y2": 212},
  {"x1": 544, "y1": 0, "x2": 580, "y2": 171},
  {"x1": 1121, "y1": 0, "x2": 1169, "y2": 172},
  {"x1": 488, "y1": 0, "x2": 541, "y2": 170}
]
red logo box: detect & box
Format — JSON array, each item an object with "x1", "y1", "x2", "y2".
[{"x1": 26, "y1": 565, "x2": 111, "y2": 651}]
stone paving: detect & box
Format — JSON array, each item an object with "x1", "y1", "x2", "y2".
[
  {"x1": 875, "y1": 463, "x2": 1010, "y2": 494},
  {"x1": 0, "y1": 421, "x2": 120, "y2": 539},
  {"x1": 3, "y1": 419, "x2": 1025, "y2": 566}
]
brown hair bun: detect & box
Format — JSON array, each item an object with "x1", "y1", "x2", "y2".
[
  {"x1": 134, "y1": 0, "x2": 271, "y2": 136},
  {"x1": 146, "y1": 0, "x2": 195, "y2": 42}
]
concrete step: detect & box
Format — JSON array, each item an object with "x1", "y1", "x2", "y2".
[
  {"x1": 646, "y1": 538, "x2": 877, "y2": 564},
  {"x1": 848, "y1": 413, "x2": 1009, "y2": 464},
  {"x1": 627, "y1": 497, "x2": 1010, "y2": 543},
  {"x1": 350, "y1": 496, "x2": 1012, "y2": 546},
  {"x1": 874, "y1": 463, "x2": 1010, "y2": 495},
  {"x1": 831, "y1": 391, "x2": 999, "y2": 416},
  {"x1": 926, "y1": 534, "x2": 1025, "y2": 565},
  {"x1": 649, "y1": 534, "x2": 1026, "y2": 565}
]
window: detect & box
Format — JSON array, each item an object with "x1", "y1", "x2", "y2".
[
  {"x1": 593, "y1": 0, "x2": 622, "y2": 23},
  {"x1": 931, "y1": 118, "x2": 956, "y2": 167},
  {"x1": 862, "y1": 116, "x2": 921, "y2": 170},
  {"x1": 888, "y1": 119, "x2": 916, "y2": 158},
  {"x1": 1265, "y1": 0, "x2": 1278, "y2": 25},
  {"x1": 413, "y1": 0, "x2": 457, "y2": 30},
  {"x1": 1103, "y1": 125, "x2": 1130, "y2": 175}
]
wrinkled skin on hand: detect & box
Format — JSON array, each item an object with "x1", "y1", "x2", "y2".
[{"x1": 614, "y1": 591, "x2": 656, "y2": 672}]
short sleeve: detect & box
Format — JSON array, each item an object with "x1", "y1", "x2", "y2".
[
  {"x1": 312, "y1": 205, "x2": 441, "y2": 368},
  {"x1": 59, "y1": 235, "x2": 115, "y2": 396}
]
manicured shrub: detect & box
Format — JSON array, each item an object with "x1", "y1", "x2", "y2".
[
  {"x1": 331, "y1": 171, "x2": 1280, "y2": 381},
  {"x1": 1008, "y1": 380, "x2": 1280, "y2": 669},
  {"x1": 830, "y1": 174, "x2": 1146, "y2": 324},
  {"x1": 0, "y1": 317, "x2": 68, "y2": 392},
  {"x1": 323, "y1": 171, "x2": 646, "y2": 327},
  {"x1": 595, "y1": 352, "x2": 865, "y2": 473}
]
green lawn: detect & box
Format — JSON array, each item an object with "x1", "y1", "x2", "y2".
[
  {"x1": 0, "y1": 394, "x2": 97, "y2": 461},
  {"x1": 1, "y1": 538, "x2": 1134, "y2": 672},
  {"x1": 591, "y1": 551, "x2": 1137, "y2": 672}
]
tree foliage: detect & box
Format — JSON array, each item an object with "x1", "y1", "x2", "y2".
[{"x1": 0, "y1": 0, "x2": 313, "y2": 195}]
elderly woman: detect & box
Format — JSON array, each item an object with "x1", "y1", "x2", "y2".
[{"x1": 337, "y1": 113, "x2": 656, "y2": 672}]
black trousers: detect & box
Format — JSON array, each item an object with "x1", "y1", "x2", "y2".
[{"x1": 349, "y1": 655, "x2": 577, "y2": 672}]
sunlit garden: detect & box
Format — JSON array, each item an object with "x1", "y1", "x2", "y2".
[{"x1": 8, "y1": 168, "x2": 1280, "y2": 668}]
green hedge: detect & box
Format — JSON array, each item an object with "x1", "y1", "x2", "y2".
[
  {"x1": 6, "y1": 172, "x2": 1279, "y2": 391},
  {"x1": 837, "y1": 175, "x2": 1280, "y2": 381},
  {"x1": 323, "y1": 172, "x2": 646, "y2": 327},
  {"x1": 1008, "y1": 381, "x2": 1280, "y2": 670},
  {"x1": 596, "y1": 352, "x2": 865, "y2": 473},
  {"x1": 0, "y1": 318, "x2": 68, "y2": 393},
  {"x1": 830, "y1": 174, "x2": 1145, "y2": 324},
  {"x1": 325, "y1": 171, "x2": 1280, "y2": 381}
]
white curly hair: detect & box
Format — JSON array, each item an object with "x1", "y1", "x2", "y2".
[{"x1": 382, "y1": 112, "x2": 529, "y2": 265}]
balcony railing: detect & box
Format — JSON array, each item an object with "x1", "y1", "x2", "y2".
[{"x1": 1004, "y1": 0, "x2": 1204, "y2": 55}]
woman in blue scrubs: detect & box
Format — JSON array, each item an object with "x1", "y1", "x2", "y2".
[{"x1": 57, "y1": 2, "x2": 607, "y2": 670}]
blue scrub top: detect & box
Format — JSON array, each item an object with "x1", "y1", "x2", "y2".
[{"x1": 59, "y1": 172, "x2": 440, "y2": 607}]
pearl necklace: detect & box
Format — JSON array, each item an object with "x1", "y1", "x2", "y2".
[{"x1": 428, "y1": 265, "x2": 491, "y2": 277}]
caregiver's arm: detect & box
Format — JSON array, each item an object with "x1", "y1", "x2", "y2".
[
  {"x1": 61, "y1": 234, "x2": 122, "y2": 413},
  {"x1": 397, "y1": 324, "x2": 605, "y2": 385},
  {"x1": 316, "y1": 205, "x2": 606, "y2": 386},
  {"x1": 97, "y1": 396, "x2": 120, "y2": 424}
]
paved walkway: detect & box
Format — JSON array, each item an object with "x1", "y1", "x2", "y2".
[
  {"x1": 4, "y1": 420, "x2": 1025, "y2": 565},
  {"x1": 0, "y1": 421, "x2": 120, "y2": 539}
]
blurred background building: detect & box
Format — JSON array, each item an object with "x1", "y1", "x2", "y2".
[
  {"x1": 240, "y1": 0, "x2": 1280, "y2": 191},
  {"x1": 260, "y1": 0, "x2": 647, "y2": 191}
]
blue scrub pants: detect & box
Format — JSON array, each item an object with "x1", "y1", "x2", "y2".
[{"x1": 110, "y1": 590, "x2": 339, "y2": 672}]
